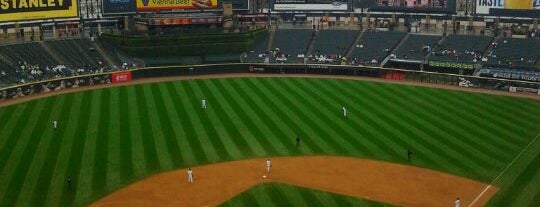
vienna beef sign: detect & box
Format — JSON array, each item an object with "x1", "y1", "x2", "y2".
[
  {"x1": 136, "y1": 0, "x2": 218, "y2": 11},
  {"x1": 0, "y1": 0, "x2": 77, "y2": 22}
]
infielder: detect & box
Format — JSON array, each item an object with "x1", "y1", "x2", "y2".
[
  {"x1": 341, "y1": 106, "x2": 347, "y2": 117},
  {"x1": 266, "y1": 158, "x2": 271, "y2": 174},
  {"x1": 187, "y1": 168, "x2": 194, "y2": 183},
  {"x1": 455, "y1": 197, "x2": 460, "y2": 207},
  {"x1": 201, "y1": 98, "x2": 207, "y2": 109},
  {"x1": 53, "y1": 120, "x2": 58, "y2": 130}
]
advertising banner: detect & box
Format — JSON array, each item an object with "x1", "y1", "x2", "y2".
[
  {"x1": 273, "y1": 0, "x2": 349, "y2": 11},
  {"x1": 136, "y1": 0, "x2": 218, "y2": 11},
  {"x1": 371, "y1": 0, "x2": 454, "y2": 12},
  {"x1": 103, "y1": 0, "x2": 137, "y2": 14},
  {"x1": 0, "y1": 0, "x2": 78, "y2": 22},
  {"x1": 476, "y1": 0, "x2": 540, "y2": 14},
  {"x1": 111, "y1": 71, "x2": 132, "y2": 83}
]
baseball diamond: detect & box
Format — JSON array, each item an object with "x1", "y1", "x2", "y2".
[{"x1": 0, "y1": 76, "x2": 539, "y2": 207}]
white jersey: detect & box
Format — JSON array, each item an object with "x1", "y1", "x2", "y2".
[
  {"x1": 342, "y1": 107, "x2": 347, "y2": 116},
  {"x1": 201, "y1": 99, "x2": 207, "y2": 108},
  {"x1": 53, "y1": 121, "x2": 58, "y2": 129},
  {"x1": 266, "y1": 160, "x2": 271, "y2": 172},
  {"x1": 187, "y1": 169, "x2": 193, "y2": 182},
  {"x1": 455, "y1": 199, "x2": 460, "y2": 207}
]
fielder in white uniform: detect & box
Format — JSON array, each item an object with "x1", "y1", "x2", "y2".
[
  {"x1": 455, "y1": 197, "x2": 460, "y2": 207},
  {"x1": 341, "y1": 106, "x2": 347, "y2": 117},
  {"x1": 53, "y1": 120, "x2": 58, "y2": 130},
  {"x1": 201, "y1": 98, "x2": 207, "y2": 109},
  {"x1": 266, "y1": 159, "x2": 271, "y2": 174},
  {"x1": 187, "y1": 168, "x2": 194, "y2": 183}
]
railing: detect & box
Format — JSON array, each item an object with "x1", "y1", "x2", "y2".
[{"x1": 1, "y1": 63, "x2": 539, "y2": 102}]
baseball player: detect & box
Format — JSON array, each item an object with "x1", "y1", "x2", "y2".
[
  {"x1": 296, "y1": 135, "x2": 300, "y2": 147},
  {"x1": 201, "y1": 98, "x2": 207, "y2": 109},
  {"x1": 341, "y1": 106, "x2": 347, "y2": 117},
  {"x1": 266, "y1": 159, "x2": 271, "y2": 174},
  {"x1": 67, "y1": 176, "x2": 72, "y2": 190},
  {"x1": 53, "y1": 120, "x2": 58, "y2": 130},
  {"x1": 407, "y1": 149, "x2": 413, "y2": 162},
  {"x1": 187, "y1": 168, "x2": 194, "y2": 183},
  {"x1": 455, "y1": 197, "x2": 460, "y2": 207}
]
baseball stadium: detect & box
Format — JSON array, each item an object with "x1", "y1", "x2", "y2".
[{"x1": 1, "y1": 0, "x2": 540, "y2": 207}]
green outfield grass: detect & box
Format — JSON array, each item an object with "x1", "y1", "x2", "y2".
[
  {"x1": 219, "y1": 183, "x2": 394, "y2": 207},
  {"x1": 0, "y1": 77, "x2": 539, "y2": 207}
]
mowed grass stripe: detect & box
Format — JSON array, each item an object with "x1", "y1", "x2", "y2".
[
  {"x1": 405, "y1": 87, "x2": 514, "y2": 161},
  {"x1": 231, "y1": 79, "x2": 311, "y2": 155},
  {"x1": 194, "y1": 80, "x2": 256, "y2": 158},
  {"x1": 277, "y1": 78, "x2": 384, "y2": 157},
  {"x1": 13, "y1": 96, "x2": 68, "y2": 207},
  {"x1": 246, "y1": 78, "x2": 329, "y2": 154},
  {"x1": 0, "y1": 102, "x2": 33, "y2": 174},
  {"x1": 276, "y1": 184, "x2": 310, "y2": 206},
  {"x1": 134, "y1": 85, "x2": 161, "y2": 172},
  {"x1": 150, "y1": 84, "x2": 184, "y2": 167},
  {"x1": 106, "y1": 88, "x2": 122, "y2": 188},
  {"x1": 320, "y1": 79, "x2": 445, "y2": 167},
  {"x1": 58, "y1": 92, "x2": 93, "y2": 206},
  {"x1": 293, "y1": 78, "x2": 402, "y2": 159},
  {"x1": 255, "y1": 184, "x2": 289, "y2": 207},
  {"x1": 162, "y1": 83, "x2": 202, "y2": 165},
  {"x1": 452, "y1": 91, "x2": 538, "y2": 141},
  {"x1": 216, "y1": 79, "x2": 286, "y2": 155},
  {"x1": 43, "y1": 92, "x2": 85, "y2": 207},
  {"x1": 118, "y1": 87, "x2": 134, "y2": 179},
  {"x1": 27, "y1": 94, "x2": 75, "y2": 206},
  {"x1": 332, "y1": 80, "x2": 464, "y2": 172},
  {"x1": 141, "y1": 85, "x2": 173, "y2": 170},
  {"x1": 0, "y1": 97, "x2": 58, "y2": 207},
  {"x1": 0, "y1": 103, "x2": 18, "y2": 134},
  {"x1": 74, "y1": 90, "x2": 105, "y2": 206},
  {"x1": 416, "y1": 87, "x2": 520, "y2": 155},
  {"x1": 173, "y1": 82, "x2": 221, "y2": 163},
  {"x1": 357, "y1": 82, "x2": 482, "y2": 177},
  {"x1": 203, "y1": 79, "x2": 269, "y2": 156},
  {"x1": 92, "y1": 89, "x2": 111, "y2": 195},
  {"x1": 384, "y1": 85, "x2": 503, "y2": 171},
  {"x1": 126, "y1": 86, "x2": 149, "y2": 177},
  {"x1": 259, "y1": 78, "x2": 351, "y2": 154},
  {"x1": 182, "y1": 81, "x2": 240, "y2": 160}
]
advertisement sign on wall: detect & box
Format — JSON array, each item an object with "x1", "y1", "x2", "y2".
[
  {"x1": 272, "y1": 0, "x2": 349, "y2": 11},
  {"x1": 0, "y1": 0, "x2": 78, "y2": 22},
  {"x1": 371, "y1": 0, "x2": 454, "y2": 12},
  {"x1": 103, "y1": 0, "x2": 137, "y2": 14},
  {"x1": 476, "y1": 0, "x2": 540, "y2": 14},
  {"x1": 136, "y1": 0, "x2": 218, "y2": 11},
  {"x1": 111, "y1": 71, "x2": 132, "y2": 83}
]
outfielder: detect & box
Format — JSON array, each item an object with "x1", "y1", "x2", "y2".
[
  {"x1": 266, "y1": 159, "x2": 271, "y2": 174},
  {"x1": 53, "y1": 120, "x2": 58, "y2": 130},
  {"x1": 187, "y1": 168, "x2": 194, "y2": 183},
  {"x1": 201, "y1": 98, "x2": 207, "y2": 109},
  {"x1": 341, "y1": 106, "x2": 347, "y2": 117}
]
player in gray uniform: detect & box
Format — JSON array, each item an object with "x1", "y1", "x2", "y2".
[
  {"x1": 201, "y1": 98, "x2": 207, "y2": 109},
  {"x1": 187, "y1": 168, "x2": 194, "y2": 183},
  {"x1": 53, "y1": 120, "x2": 58, "y2": 130},
  {"x1": 341, "y1": 106, "x2": 347, "y2": 117},
  {"x1": 266, "y1": 159, "x2": 271, "y2": 174}
]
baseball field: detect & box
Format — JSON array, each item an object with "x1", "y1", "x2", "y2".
[{"x1": 0, "y1": 76, "x2": 539, "y2": 207}]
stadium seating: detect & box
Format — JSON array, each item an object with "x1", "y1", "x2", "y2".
[
  {"x1": 394, "y1": 34, "x2": 441, "y2": 61},
  {"x1": 350, "y1": 31, "x2": 405, "y2": 66},
  {"x1": 429, "y1": 35, "x2": 493, "y2": 64},
  {"x1": 484, "y1": 38, "x2": 540, "y2": 70},
  {"x1": 312, "y1": 30, "x2": 359, "y2": 56},
  {"x1": 0, "y1": 42, "x2": 59, "y2": 67},
  {"x1": 45, "y1": 38, "x2": 103, "y2": 69},
  {"x1": 272, "y1": 29, "x2": 314, "y2": 57},
  {"x1": 244, "y1": 31, "x2": 270, "y2": 63}
]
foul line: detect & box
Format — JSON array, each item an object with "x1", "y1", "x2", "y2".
[{"x1": 468, "y1": 131, "x2": 540, "y2": 207}]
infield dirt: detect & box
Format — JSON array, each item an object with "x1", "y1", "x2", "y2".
[{"x1": 90, "y1": 156, "x2": 498, "y2": 207}]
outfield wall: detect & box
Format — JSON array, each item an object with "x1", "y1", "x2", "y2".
[{"x1": 1, "y1": 63, "x2": 539, "y2": 101}]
